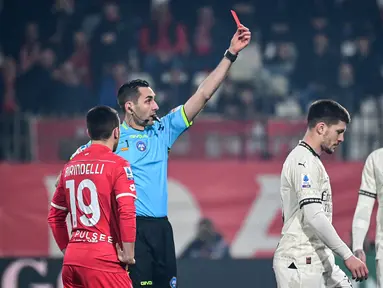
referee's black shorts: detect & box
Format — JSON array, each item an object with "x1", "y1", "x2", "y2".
[{"x1": 129, "y1": 216, "x2": 177, "y2": 288}]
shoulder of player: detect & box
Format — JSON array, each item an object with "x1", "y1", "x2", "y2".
[
  {"x1": 104, "y1": 151, "x2": 127, "y2": 163},
  {"x1": 367, "y1": 148, "x2": 383, "y2": 164},
  {"x1": 286, "y1": 145, "x2": 316, "y2": 163},
  {"x1": 103, "y1": 152, "x2": 131, "y2": 170},
  {"x1": 69, "y1": 144, "x2": 89, "y2": 160},
  {"x1": 285, "y1": 147, "x2": 321, "y2": 171},
  {"x1": 160, "y1": 105, "x2": 184, "y2": 121}
]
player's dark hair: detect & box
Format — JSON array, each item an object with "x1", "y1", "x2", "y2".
[
  {"x1": 117, "y1": 79, "x2": 150, "y2": 112},
  {"x1": 307, "y1": 99, "x2": 351, "y2": 128},
  {"x1": 86, "y1": 106, "x2": 120, "y2": 141}
]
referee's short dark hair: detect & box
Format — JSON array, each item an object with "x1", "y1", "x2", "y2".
[
  {"x1": 117, "y1": 79, "x2": 150, "y2": 112},
  {"x1": 86, "y1": 105, "x2": 120, "y2": 141},
  {"x1": 307, "y1": 99, "x2": 351, "y2": 128}
]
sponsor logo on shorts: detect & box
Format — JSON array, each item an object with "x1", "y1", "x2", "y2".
[{"x1": 170, "y1": 276, "x2": 177, "y2": 288}]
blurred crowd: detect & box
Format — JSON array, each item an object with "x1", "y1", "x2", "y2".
[{"x1": 0, "y1": 0, "x2": 383, "y2": 119}]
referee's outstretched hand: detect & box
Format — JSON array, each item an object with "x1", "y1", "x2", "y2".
[
  {"x1": 116, "y1": 243, "x2": 136, "y2": 265},
  {"x1": 228, "y1": 24, "x2": 251, "y2": 55},
  {"x1": 345, "y1": 255, "x2": 369, "y2": 282}
]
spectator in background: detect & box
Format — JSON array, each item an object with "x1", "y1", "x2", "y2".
[
  {"x1": 99, "y1": 62, "x2": 128, "y2": 108},
  {"x1": 310, "y1": 33, "x2": 338, "y2": 90},
  {"x1": 53, "y1": 61, "x2": 91, "y2": 113},
  {"x1": 17, "y1": 48, "x2": 56, "y2": 113},
  {"x1": 264, "y1": 42, "x2": 296, "y2": 79},
  {"x1": 331, "y1": 62, "x2": 361, "y2": 115},
  {"x1": 2, "y1": 57, "x2": 17, "y2": 112},
  {"x1": 180, "y1": 218, "x2": 230, "y2": 260},
  {"x1": 139, "y1": 2, "x2": 188, "y2": 78},
  {"x1": 157, "y1": 66, "x2": 189, "y2": 111},
  {"x1": 295, "y1": 33, "x2": 337, "y2": 110},
  {"x1": 191, "y1": 6, "x2": 223, "y2": 72},
  {"x1": 0, "y1": 57, "x2": 17, "y2": 161},
  {"x1": 19, "y1": 22, "x2": 41, "y2": 73},
  {"x1": 91, "y1": 2, "x2": 130, "y2": 90},
  {"x1": 353, "y1": 34, "x2": 381, "y2": 97},
  {"x1": 239, "y1": 86, "x2": 257, "y2": 118},
  {"x1": 50, "y1": 0, "x2": 75, "y2": 45},
  {"x1": 216, "y1": 80, "x2": 242, "y2": 119},
  {"x1": 68, "y1": 31, "x2": 91, "y2": 87}
]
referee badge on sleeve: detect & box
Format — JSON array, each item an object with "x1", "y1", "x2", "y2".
[{"x1": 301, "y1": 174, "x2": 311, "y2": 188}]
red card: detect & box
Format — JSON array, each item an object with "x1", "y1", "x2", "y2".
[{"x1": 230, "y1": 10, "x2": 241, "y2": 27}]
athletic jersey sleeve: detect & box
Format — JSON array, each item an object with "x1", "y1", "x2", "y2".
[
  {"x1": 352, "y1": 152, "x2": 377, "y2": 251},
  {"x1": 69, "y1": 142, "x2": 91, "y2": 160},
  {"x1": 291, "y1": 160, "x2": 323, "y2": 209},
  {"x1": 47, "y1": 170, "x2": 70, "y2": 251},
  {"x1": 160, "y1": 105, "x2": 193, "y2": 148},
  {"x1": 359, "y1": 152, "x2": 377, "y2": 199},
  {"x1": 113, "y1": 159, "x2": 137, "y2": 243},
  {"x1": 303, "y1": 203, "x2": 353, "y2": 260}
]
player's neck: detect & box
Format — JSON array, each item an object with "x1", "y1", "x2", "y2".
[
  {"x1": 91, "y1": 140, "x2": 113, "y2": 151},
  {"x1": 124, "y1": 115, "x2": 145, "y2": 131},
  {"x1": 302, "y1": 133, "x2": 322, "y2": 156}
]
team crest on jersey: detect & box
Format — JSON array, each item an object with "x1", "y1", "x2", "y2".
[
  {"x1": 301, "y1": 174, "x2": 311, "y2": 188},
  {"x1": 170, "y1": 277, "x2": 177, "y2": 288},
  {"x1": 124, "y1": 167, "x2": 134, "y2": 180},
  {"x1": 136, "y1": 141, "x2": 147, "y2": 152}
]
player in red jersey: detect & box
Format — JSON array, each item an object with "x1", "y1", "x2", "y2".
[{"x1": 48, "y1": 106, "x2": 137, "y2": 288}]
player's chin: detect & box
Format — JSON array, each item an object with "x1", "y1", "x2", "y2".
[
  {"x1": 329, "y1": 145, "x2": 339, "y2": 154},
  {"x1": 324, "y1": 146, "x2": 335, "y2": 154}
]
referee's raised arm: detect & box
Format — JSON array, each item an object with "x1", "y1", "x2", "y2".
[{"x1": 183, "y1": 24, "x2": 251, "y2": 122}]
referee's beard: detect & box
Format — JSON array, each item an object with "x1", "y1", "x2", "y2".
[{"x1": 127, "y1": 113, "x2": 154, "y2": 128}]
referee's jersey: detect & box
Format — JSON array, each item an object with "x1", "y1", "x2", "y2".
[{"x1": 71, "y1": 105, "x2": 192, "y2": 217}]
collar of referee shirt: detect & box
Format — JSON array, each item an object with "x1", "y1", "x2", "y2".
[
  {"x1": 298, "y1": 140, "x2": 320, "y2": 158},
  {"x1": 122, "y1": 121, "x2": 145, "y2": 132}
]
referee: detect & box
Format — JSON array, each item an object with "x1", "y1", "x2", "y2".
[{"x1": 69, "y1": 25, "x2": 251, "y2": 287}]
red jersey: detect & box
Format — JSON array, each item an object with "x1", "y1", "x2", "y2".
[{"x1": 48, "y1": 144, "x2": 136, "y2": 273}]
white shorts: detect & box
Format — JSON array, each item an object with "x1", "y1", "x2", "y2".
[{"x1": 273, "y1": 259, "x2": 353, "y2": 288}]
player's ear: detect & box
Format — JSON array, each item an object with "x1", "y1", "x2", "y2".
[
  {"x1": 113, "y1": 127, "x2": 120, "y2": 140},
  {"x1": 316, "y1": 122, "x2": 326, "y2": 135}
]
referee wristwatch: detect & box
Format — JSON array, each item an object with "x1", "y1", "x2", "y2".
[{"x1": 224, "y1": 49, "x2": 238, "y2": 63}]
